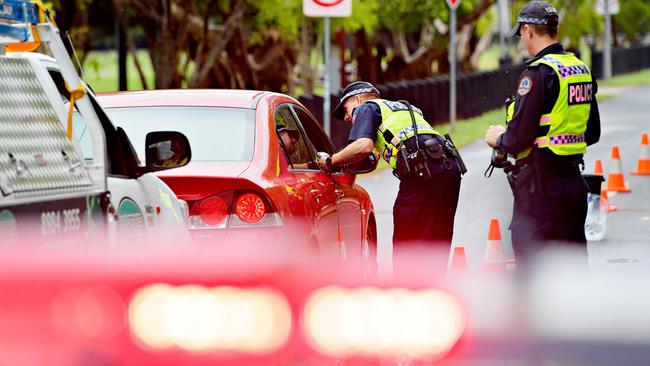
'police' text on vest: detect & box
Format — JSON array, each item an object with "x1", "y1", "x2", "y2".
[{"x1": 568, "y1": 82, "x2": 593, "y2": 105}]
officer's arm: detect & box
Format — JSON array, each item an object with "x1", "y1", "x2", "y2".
[
  {"x1": 331, "y1": 138, "x2": 374, "y2": 166},
  {"x1": 496, "y1": 68, "x2": 546, "y2": 155},
  {"x1": 330, "y1": 103, "x2": 380, "y2": 167},
  {"x1": 585, "y1": 79, "x2": 601, "y2": 146}
]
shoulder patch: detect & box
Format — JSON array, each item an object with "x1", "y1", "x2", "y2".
[{"x1": 518, "y1": 76, "x2": 533, "y2": 96}]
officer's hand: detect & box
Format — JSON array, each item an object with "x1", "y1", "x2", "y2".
[
  {"x1": 485, "y1": 125, "x2": 506, "y2": 148},
  {"x1": 318, "y1": 155, "x2": 333, "y2": 172}
]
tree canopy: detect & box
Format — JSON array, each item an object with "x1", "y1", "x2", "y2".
[{"x1": 46, "y1": 0, "x2": 650, "y2": 94}]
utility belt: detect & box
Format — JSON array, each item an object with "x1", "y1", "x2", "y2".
[
  {"x1": 511, "y1": 155, "x2": 584, "y2": 175},
  {"x1": 507, "y1": 154, "x2": 584, "y2": 197},
  {"x1": 393, "y1": 134, "x2": 467, "y2": 180}
]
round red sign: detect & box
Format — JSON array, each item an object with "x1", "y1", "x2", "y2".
[{"x1": 312, "y1": 0, "x2": 344, "y2": 6}]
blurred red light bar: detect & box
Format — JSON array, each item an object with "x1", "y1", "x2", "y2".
[
  {"x1": 302, "y1": 286, "x2": 466, "y2": 360},
  {"x1": 0, "y1": 245, "x2": 466, "y2": 366}
]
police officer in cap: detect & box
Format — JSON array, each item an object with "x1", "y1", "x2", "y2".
[
  {"x1": 318, "y1": 81, "x2": 462, "y2": 252},
  {"x1": 485, "y1": 1, "x2": 601, "y2": 263}
]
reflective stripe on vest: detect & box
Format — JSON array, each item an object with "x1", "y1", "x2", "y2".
[
  {"x1": 506, "y1": 53, "x2": 592, "y2": 161},
  {"x1": 365, "y1": 99, "x2": 439, "y2": 169},
  {"x1": 379, "y1": 123, "x2": 437, "y2": 146},
  {"x1": 535, "y1": 133, "x2": 585, "y2": 147}
]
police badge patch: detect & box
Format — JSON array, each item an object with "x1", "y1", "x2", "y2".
[{"x1": 518, "y1": 76, "x2": 533, "y2": 96}]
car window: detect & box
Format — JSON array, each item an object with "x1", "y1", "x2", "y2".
[
  {"x1": 274, "y1": 105, "x2": 315, "y2": 169},
  {"x1": 292, "y1": 107, "x2": 336, "y2": 155},
  {"x1": 71, "y1": 111, "x2": 95, "y2": 165},
  {"x1": 105, "y1": 106, "x2": 255, "y2": 162}
]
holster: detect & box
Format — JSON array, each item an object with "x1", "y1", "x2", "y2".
[
  {"x1": 390, "y1": 100, "x2": 460, "y2": 180},
  {"x1": 393, "y1": 144, "x2": 411, "y2": 180},
  {"x1": 507, "y1": 163, "x2": 536, "y2": 212},
  {"x1": 393, "y1": 137, "x2": 452, "y2": 180}
]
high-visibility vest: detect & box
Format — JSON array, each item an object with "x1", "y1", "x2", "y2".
[
  {"x1": 365, "y1": 99, "x2": 441, "y2": 169},
  {"x1": 507, "y1": 53, "x2": 592, "y2": 161}
]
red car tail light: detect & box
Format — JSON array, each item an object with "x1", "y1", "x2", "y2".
[
  {"x1": 188, "y1": 192, "x2": 233, "y2": 230},
  {"x1": 188, "y1": 191, "x2": 282, "y2": 230},
  {"x1": 235, "y1": 193, "x2": 266, "y2": 224},
  {"x1": 199, "y1": 196, "x2": 228, "y2": 226}
]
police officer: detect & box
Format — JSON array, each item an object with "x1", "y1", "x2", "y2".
[
  {"x1": 485, "y1": 1, "x2": 601, "y2": 263},
  {"x1": 318, "y1": 81, "x2": 462, "y2": 250}
]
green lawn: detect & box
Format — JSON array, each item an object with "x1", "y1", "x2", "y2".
[
  {"x1": 599, "y1": 69, "x2": 650, "y2": 87},
  {"x1": 476, "y1": 45, "x2": 501, "y2": 71},
  {"x1": 83, "y1": 50, "x2": 155, "y2": 92}
]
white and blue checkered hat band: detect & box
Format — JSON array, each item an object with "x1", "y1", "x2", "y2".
[
  {"x1": 340, "y1": 87, "x2": 377, "y2": 101},
  {"x1": 517, "y1": 16, "x2": 550, "y2": 25}
]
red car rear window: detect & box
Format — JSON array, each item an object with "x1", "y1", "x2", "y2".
[{"x1": 106, "y1": 107, "x2": 255, "y2": 162}]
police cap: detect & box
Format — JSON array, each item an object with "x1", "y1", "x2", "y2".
[
  {"x1": 510, "y1": 1, "x2": 559, "y2": 38},
  {"x1": 332, "y1": 81, "x2": 380, "y2": 120}
]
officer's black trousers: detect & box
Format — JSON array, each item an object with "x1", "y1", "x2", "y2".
[
  {"x1": 510, "y1": 172, "x2": 588, "y2": 264},
  {"x1": 392, "y1": 164, "x2": 461, "y2": 248}
]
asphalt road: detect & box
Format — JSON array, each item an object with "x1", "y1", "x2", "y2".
[{"x1": 358, "y1": 84, "x2": 650, "y2": 273}]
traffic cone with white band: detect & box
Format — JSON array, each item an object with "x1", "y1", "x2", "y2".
[
  {"x1": 631, "y1": 132, "x2": 650, "y2": 175},
  {"x1": 606, "y1": 146, "x2": 631, "y2": 193},
  {"x1": 448, "y1": 246, "x2": 468, "y2": 275},
  {"x1": 484, "y1": 219, "x2": 506, "y2": 272},
  {"x1": 593, "y1": 159, "x2": 616, "y2": 212}
]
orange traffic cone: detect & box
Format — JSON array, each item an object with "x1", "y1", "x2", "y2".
[
  {"x1": 593, "y1": 159, "x2": 616, "y2": 212},
  {"x1": 594, "y1": 159, "x2": 604, "y2": 175},
  {"x1": 448, "y1": 246, "x2": 468, "y2": 274},
  {"x1": 631, "y1": 132, "x2": 650, "y2": 175},
  {"x1": 484, "y1": 219, "x2": 506, "y2": 272},
  {"x1": 600, "y1": 182, "x2": 617, "y2": 212},
  {"x1": 606, "y1": 146, "x2": 631, "y2": 192}
]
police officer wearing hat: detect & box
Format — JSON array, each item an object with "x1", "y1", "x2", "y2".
[
  {"x1": 485, "y1": 1, "x2": 601, "y2": 263},
  {"x1": 318, "y1": 81, "x2": 463, "y2": 250}
]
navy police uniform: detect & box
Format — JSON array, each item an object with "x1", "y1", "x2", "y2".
[
  {"x1": 347, "y1": 101, "x2": 461, "y2": 247},
  {"x1": 497, "y1": 2, "x2": 601, "y2": 261}
]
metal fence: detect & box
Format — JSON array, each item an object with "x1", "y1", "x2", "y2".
[
  {"x1": 300, "y1": 45, "x2": 650, "y2": 150},
  {"x1": 299, "y1": 64, "x2": 525, "y2": 150},
  {"x1": 591, "y1": 45, "x2": 650, "y2": 79}
]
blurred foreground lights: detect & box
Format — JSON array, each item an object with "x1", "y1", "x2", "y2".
[
  {"x1": 128, "y1": 284, "x2": 292, "y2": 353},
  {"x1": 303, "y1": 286, "x2": 466, "y2": 360}
]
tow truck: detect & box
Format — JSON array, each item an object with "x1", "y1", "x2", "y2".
[{"x1": 0, "y1": 0, "x2": 191, "y2": 243}]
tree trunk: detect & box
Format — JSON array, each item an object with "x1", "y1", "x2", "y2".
[
  {"x1": 151, "y1": 0, "x2": 179, "y2": 88},
  {"x1": 469, "y1": 21, "x2": 494, "y2": 69},
  {"x1": 352, "y1": 29, "x2": 382, "y2": 83},
  {"x1": 299, "y1": 19, "x2": 314, "y2": 95}
]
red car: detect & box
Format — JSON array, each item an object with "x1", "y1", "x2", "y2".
[{"x1": 97, "y1": 90, "x2": 377, "y2": 262}]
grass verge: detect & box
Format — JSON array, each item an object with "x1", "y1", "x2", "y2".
[
  {"x1": 83, "y1": 50, "x2": 155, "y2": 92},
  {"x1": 599, "y1": 69, "x2": 650, "y2": 87}
]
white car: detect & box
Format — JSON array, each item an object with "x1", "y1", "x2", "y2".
[
  {"x1": 40, "y1": 54, "x2": 191, "y2": 244},
  {"x1": 0, "y1": 2, "x2": 188, "y2": 244}
]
